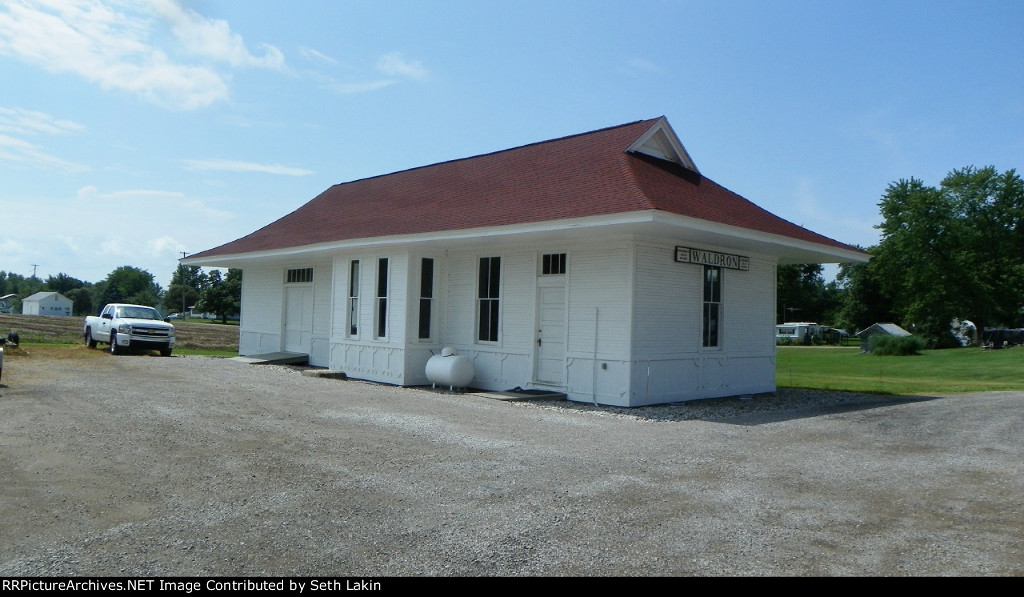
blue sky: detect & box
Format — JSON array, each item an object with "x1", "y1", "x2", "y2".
[{"x1": 1, "y1": 0, "x2": 1021, "y2": 286}]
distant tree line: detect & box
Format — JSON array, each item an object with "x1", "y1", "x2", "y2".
[
  {"x1": 0, "y1": 265, "x2": 241, "y2": 322},
  {"x1": 778, "y1": 165, "x2": 1024, "y2": 348}
]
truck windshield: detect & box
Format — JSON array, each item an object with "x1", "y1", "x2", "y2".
[{"x1": 116, "y1": 307, "x2": 160, "y2": 320}]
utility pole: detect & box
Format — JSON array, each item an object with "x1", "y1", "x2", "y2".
[
  {"x1": 179, "y1": 252, "x2": 189, "y2": 318},
  {"x1": 30, "y1": 264, "x2": 39, "y2": 278}
]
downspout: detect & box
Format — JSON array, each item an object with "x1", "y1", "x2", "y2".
[{"x1": 591, "y1": 308, "x2": 599, "y2": 406}]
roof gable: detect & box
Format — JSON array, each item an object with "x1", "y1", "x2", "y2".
[
  {"x1": 859, "y1": 323, "x2": 912, "y2": 337},
  {"x1": 625, "y1": 116, "x2": 699, "y2": 174},
  {"x1": 187, "y1": 117, "x2": 867, "y2": 263}
]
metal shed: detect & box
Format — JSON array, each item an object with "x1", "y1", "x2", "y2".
[{"x1": 857, "y1": 323, "x2": 912, "y2": 352}]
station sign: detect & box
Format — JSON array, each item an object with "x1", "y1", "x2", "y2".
[{"x1": 675, "y1": 246, "x2": 749, "y2": 271}]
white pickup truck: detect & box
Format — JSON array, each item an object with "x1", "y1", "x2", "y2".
[{"x1": 84, "y1": 303, "x2": 175, "y2": 356}]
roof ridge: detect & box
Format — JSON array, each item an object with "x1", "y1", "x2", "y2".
[{"x1": 328, "y1": 118, "x2": 662, "y2": 188}]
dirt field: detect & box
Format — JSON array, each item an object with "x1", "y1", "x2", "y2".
[
  {"x1": 0, "y1": 313, "x2": 239, "y2": 351},
  {"x1": 0, "y1": 344, "x2": 1021, "y2": 577}
]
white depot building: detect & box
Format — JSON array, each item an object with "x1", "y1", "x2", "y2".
[{"x1": 185, "y1": 117, "x2": 868, "y2": 406}]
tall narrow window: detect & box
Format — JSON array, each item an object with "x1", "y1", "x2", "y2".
[
  {"x1": 347, "y1": 260, "x2": 360, "y2": 337},
  {"x1": 418, "y1": 258, "x2": 434, "y2": 340},
  {"x1": 375, "y1": 258, "x2": 389, "y2": 339},
  {"x1": 702, "y1": 265, "x2": 722, "y2": 348},
  {"x1": 477, "y1": 256, "x2": 500, "y2": 342}
]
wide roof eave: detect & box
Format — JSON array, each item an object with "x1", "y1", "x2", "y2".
[{"x1": 182, "y1": 210, "x2": 869, "y2": 268}]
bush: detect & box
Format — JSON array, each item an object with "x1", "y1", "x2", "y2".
[{"x1": 869, "y1": 334, "x2": 925, "y2": 356}]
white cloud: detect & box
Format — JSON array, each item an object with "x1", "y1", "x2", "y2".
[
  {"x1": 146, "y1": 234, "x2": 184, "y2": 257},
  {"x1": 148, "y1": 0, "x2": 285, "y2": 70},
  {"x1": 0, "y1": 106, "x2": 86, "y2": 136},
  {"x1": 0, "y1": 132, "x2": 90, "y2": 172},
  {"x1": 55, "y1": 235, "x2": 80, "y2": 254},
  {"x1": 73, "y1": 185, "x2": 234, "y2": 224},
  {"x1": 0, "y1": 237, "x2": 25, "y2": 257},
  {"x1": 376, "y1": 51, "x2": 427, "y2": 81},
  {"x1": 76, "y1": 185, "x2": 99, "y2": 198},
  {"x1": 181, "y1": 199, "x2": 233, "y2": 221},
  {"x1": 0, "y1": 0, "x2": 284, "y2": 110},
  {"x1": 322, "y1": 51, "x2": 427, "y2": 96},
  {"x1": 300, "y1": 46, "x2": 337, "y2": 65},
  {"x1": 76, "y1": 185, "x2": 184, "y2": 200},
  {"x1": 99, "y1": 235, "x2": 126, "y2": 257},
  {"x1": 330, "y1": 79, "x2": 397, "y2": 95},
  {"x1": 181, "y1": 158, "x2": 313, "y2": 176},
  {"x1": 0, "y1": 106, "x2": 89, "y2": 171}
]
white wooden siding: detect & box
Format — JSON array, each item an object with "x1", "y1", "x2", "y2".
[
  {"x1": 721, "y1": 255, "x2": 776, "y2": 354},
  {"x1": 309, "y1": 262, "x2": 332, "y2": 366},
  {"x1": 241, "y1": 234, "x2": 780, "y2": 406},
  {"x1": 562, "y1": 238, "x2": 633, "y2": 404},
  {"x1": 328, "y1": 252, "x2": 408, "y2": 385},
  {"x1": 238, "y1": 265, "x2": 284, "y2": 355},
  {"x1": 442, "y1": 249, "x2": 533, "y2": 391},
  {"x1": 631, "y1": 240, "x2": 701, "y2": 357},
  {"x1": 624, "y1": 239, "x2": 777, "y2": 405},
  {"x1": 565, "y1": 239, "x2": 632, "y2": 358},
  {"x1": 403, "y1": 254, "x2": 447, "y2": 386},
  {"x1": 443, "y1": 253, "x2": 475, "y2": 344},
  {"x1": 237, "y1": 260, "x2": 331, "y2": 365}
]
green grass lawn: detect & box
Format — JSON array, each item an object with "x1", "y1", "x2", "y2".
[{"x1": 776, "y1": 345, "x2": 1024, "y2": 394}]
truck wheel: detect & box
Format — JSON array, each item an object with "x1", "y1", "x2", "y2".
[
  {"x1": 160, "y1": 348, "x2": 172, "y2": 357},
  {"x1": 84, "y1": 328, "x2": 97, "y2": 349},
  {"x1": 109, "y1": 333, "x2": 120, "y2": 355}
]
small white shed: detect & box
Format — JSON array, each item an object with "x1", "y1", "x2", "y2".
[{"x1": 21, "y1": 291, "x2": 73, "y2": 316}]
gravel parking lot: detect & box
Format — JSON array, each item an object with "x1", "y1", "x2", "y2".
[{"x1": 1, "y1": 346, "x2": 1021, "y2": 577}]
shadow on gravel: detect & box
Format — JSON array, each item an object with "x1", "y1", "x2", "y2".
[
  {"x1": 516, "y1": 391, "x2": 941, "y2": 425},
  {"x1": 719, "y1": 394, "x2": 940, "y2": 426}
]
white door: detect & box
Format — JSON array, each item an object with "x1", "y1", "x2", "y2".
[
  {"x1": 535, "y1": 282, "x2": 566, "y2": 384},
  {"x1": 284, "y1": 285, "x2": 313, "y2": 353}
]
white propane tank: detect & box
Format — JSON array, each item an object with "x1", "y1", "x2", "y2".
[{"x1": 425, "y1": 347, "x2": 474, "y2": 390}]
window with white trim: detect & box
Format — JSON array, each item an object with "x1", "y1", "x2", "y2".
[
  {"x1": 702, "y1": 265, "x2": 721, "y2": 348},
  {"x1": 347, "y1": 260, "x2": 359, "y2": 337},
  {"x1": 418, "y1": 258, "x2": 434, "y2": 340},
  {"x1": 375, "y1": 258, "x2": 389, "y2": 339},
  {"x1": 477, "y1": 256, "x2": 500, "y2": 342}
]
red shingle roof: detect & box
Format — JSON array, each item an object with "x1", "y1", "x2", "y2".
[{"x1": 189, "y1": 118, "x2": 863, "y2": 259}]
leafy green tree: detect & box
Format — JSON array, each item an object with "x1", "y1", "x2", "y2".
[
  {"x1": 196, "y1": 268, "x2": 241, "y2": 323},
  {"x1": 65, "y1": 287, "x2": 94, "y2": 317},
  {"x1": 93, "y1": 266, "x2": 163, "y2": 310},
  {"x1": 833, "y1": 248, "x2": 895, "y2": 334},
  {"x1": 874, "y1": 167, "x2": 1024, "y2": 346},
  {"x1": 776, "y1": 264, "x2": 829, "y2": 324},
  {"x1": 2, "y1": 271, "x2": 43, "y2": 299},
  {"x1": 165, "y1": 265, "x2": 208, "y2": 315},
  {"x1": 942, "y1": 166, "x2": 1024, "y2": 330},
  {"x1": 43, "y1": 273, "x2": 88, "y2": 295},
  {"x1": 0, "y1": 271, "x2": 26, "y2": 312}
]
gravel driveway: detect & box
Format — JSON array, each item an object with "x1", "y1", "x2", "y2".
[{"x1": 1, "y1": 348, "x2": 1021, "y2": 576}]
